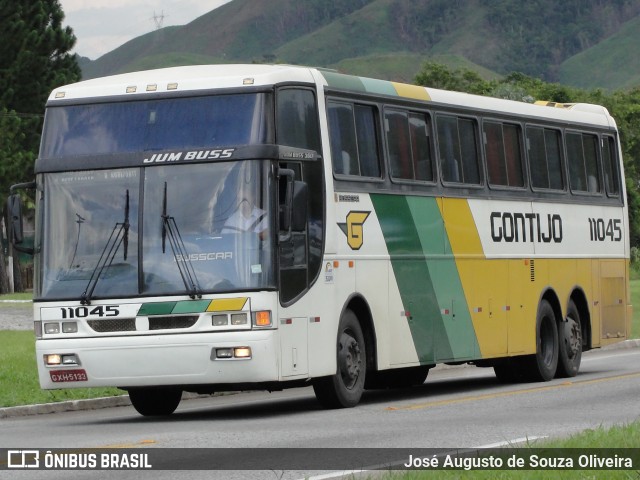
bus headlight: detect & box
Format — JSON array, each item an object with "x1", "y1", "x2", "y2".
[
  {"x1": 44, "y1": 323, "x2": 60, "y2": 334},
  {"x1": 213, "y1": 347, "x2": 252, "y2": 359},
  {"x1": 231, "y1": 313, "x2": 248, "y2": 325},
  {"x1": 44, "y1": 354, "x2": 62, "y2": 366},
  {"x1": 62, "y1": 322, "x2": 78, "y2": 333},
  {"x1": 212, "y1": 314, "x2": 228, "y2": 327},
  {"x1": 44, "y1": 354, "x2": 79, "y2": 366}
]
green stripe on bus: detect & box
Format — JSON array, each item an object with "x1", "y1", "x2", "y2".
[
  {"x1": 359, "y1": 77, "x2": 398, "y2": 97},
  {"x1": 372, "y1": 194, "x2": 480, "y2": 362},
  {"x1": 321, "y1": 71, "x2": 399, "y2": 97},
  {"x1": 137, "y1": 302, "x2": 177, "y2": 316},
  {"x1": 371, "y1": 194, "x2": 447, "y2": 363},
  {"x1": 406, "y1": 197, "x2": 480, "y2": 359},
  {"x1": 172, "y1": 300, "x2": 212, "y2": 314},
  {"x1": 137, "y1": 300, "x2": 213, "y2": 316},
  {"x1": 321, "y1": 71, "x2": 367, "y2": 92}
]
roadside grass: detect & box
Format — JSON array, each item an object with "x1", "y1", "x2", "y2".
[
  {"x1": 0, "y1": 330, "x2": 122, "y2": 408},
  {"x1": 374, "y1": 421, "x2": 640, "y2": 479},
  {"x1": 0, "y1": 292, "x2": 32, "y2": 301}
]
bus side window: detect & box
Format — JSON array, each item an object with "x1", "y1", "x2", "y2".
[
  {"x1": 354, "y1": 105, "x2": 381, "y2": 178},
  {"x1": 277, "y1": 89, "x2": 321, "y2": 153},
  {"x1": 328, "y1": 102, "x2": 359, "y2": 175},
  {"x1": 328, "y1": 101, "x2": 381, "y2": 178},
  {"x1": 584, "y1": 134, "x2": 600, "y2": 193},
  {"x1": 437, "y1": 115, "x2": 480, "y2": 185},
  {"x1": 386, "y1": 109, "x2": 434, "y2": 183},
  {"x1": 527, "y1": 126, "x2": 564, "y2": 191},
  {"x1": 503, "y1": 124, "x2": 524, "y2": 187},
  {"x1": 484, "y1": 121, "x2": 524, "y2": 188},
  {"x1": 385, "y1": 109, "x2": 412, "y2": 179},
  {"x1": 545, "y1": 129, "x2": 564, "y2": 190},
  {"x1": 484, "y1": 121, "x2": 507, "y2": 185},
  {"x1": 602, "y1": 136, "x2": 620, "y2": 197},
  {"x1": 437, "y1": 115, "x2": 461, "y2": 182},
  {"x1": 409, "y1": 113, "x2": 434, "y2": 182},
  {"x1": 567, "y1": 132, "x2": 600, "y2": 194}
]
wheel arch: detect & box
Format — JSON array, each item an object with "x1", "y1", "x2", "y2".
[
  {"x1": 342, "y1": 294, "x2": 378, "y2": 375},
  {"x1": 568, "y1": 287, "x2": 592, "y2": 351}
]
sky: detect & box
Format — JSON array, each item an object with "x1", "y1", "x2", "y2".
[{"x1": 58, "y1": 0, "x2": 233, "y2": 60}]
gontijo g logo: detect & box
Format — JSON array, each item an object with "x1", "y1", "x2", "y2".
[{"x1": 338, "y1": 211, "x2": 370, "y2": 250}]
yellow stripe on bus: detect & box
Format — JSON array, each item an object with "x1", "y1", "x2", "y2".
[
  {"x1": 207, "y1": 298, "x2": 248, "y2": 312},
  {"x1": 392, "y1": 82, "x2": 431, "y2": 101}
]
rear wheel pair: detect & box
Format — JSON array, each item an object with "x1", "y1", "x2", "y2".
[{"x1": 494, "y1": 299, "x2": 582, "y2": 382}]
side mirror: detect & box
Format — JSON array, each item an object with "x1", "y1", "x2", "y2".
[
  {"x1": 8, "y1": 181, "x2": 36, "y2": 254},
  {"x1": 8, "y1": 194, "x2": 25, "y2": 244}
]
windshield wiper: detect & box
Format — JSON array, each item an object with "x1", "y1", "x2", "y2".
[
  {"x1": 162, "y1": 182, "x2": 202, "y2": 299},
  {"x1": 69, "y1": 213, "x2": 85, "y2": 269},
  {"x1": 80, "y1": 190, "x2": 130, "y2": 305}
]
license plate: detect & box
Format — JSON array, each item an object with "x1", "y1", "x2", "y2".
[{"x1": 50, "y1": 369, "x2": 88, "y2": 382}]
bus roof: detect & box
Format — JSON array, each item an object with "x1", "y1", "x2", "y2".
[
  {"x1": 49, "y1": 64, "x2": 615, "y2": 129},
  {"x1": 48, "y1": 64, "x2": 318, "y2": 102}
]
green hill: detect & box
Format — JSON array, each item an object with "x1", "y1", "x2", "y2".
[
  {"x1": 79, "y1": 0, "x2": 640, "y2": 90},
  {"x1": 559, "y1": 15, "x2": 640, "y2": 90}
]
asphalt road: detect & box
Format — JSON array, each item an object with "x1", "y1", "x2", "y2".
[
  {"x1": 0, "y1": 302, "x2": 32, "y2": 330},
  {"x1": 2, "y1": 346, "x2": 639, "y2": 480}
]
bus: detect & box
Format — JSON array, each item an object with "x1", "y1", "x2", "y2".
[{"x1": 8, "y1": 64, "x2": 631, "y2": 416}]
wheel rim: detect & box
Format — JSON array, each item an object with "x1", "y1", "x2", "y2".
[
  {"x1": 338, "y1": 329, "x2": 362, "y2": 390},
  {"x1": 564, "y1": 316, "x2": 582, "y2": 360}
]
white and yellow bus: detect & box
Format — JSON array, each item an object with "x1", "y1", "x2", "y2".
[{"x1": 9, "y1": 64, "x2": 631, "y2": 416}]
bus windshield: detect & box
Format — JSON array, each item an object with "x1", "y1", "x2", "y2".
[
  {"x1": 40, "y1": 93, "x2": 270, "y2": 158},
  {"x1": 38, "y1": 161, "x2": 275, "y2": 300}
]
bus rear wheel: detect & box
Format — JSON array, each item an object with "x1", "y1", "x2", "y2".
[
  {"x1": 313, "y1": 309, "x2": 366, "y2": 408},
  {"x1": 128, "y1": 387, "x2": 182, "y2": 416},
  {"x1": 523, "y1": 299, "x2": 558, "y2": 381},
  {"x1": 556, "y1": 300, "x2": 582, "y2": 377}
]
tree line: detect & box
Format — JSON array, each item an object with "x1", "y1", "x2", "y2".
[{"x1": 0, "y1": 0, "x2": 79, "y2": 292}]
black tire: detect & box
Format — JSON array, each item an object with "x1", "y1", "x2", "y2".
[
  {"x1": 313, "y1": 309, "x2": 366, "y2": 408},
  {"x1": 523, "y1": 299, "x2": 558, "y2": 382},
  {"x1": 128, "y1": 387, "x2": 182, "y2": 416},
  {"x1": 556, "y1": 300, "x2": 582, "y2": 378}
]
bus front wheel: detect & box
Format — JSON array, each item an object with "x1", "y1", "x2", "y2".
[
  {"x1": 524, "y1": 299, "x2": 558, "y2": 381},
  {"x1": 313, "y1": 309, "x2": 366, "y2": 408},
  {"x1": 128, "y1": 387, "x2": 182, "y2": 416}
]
